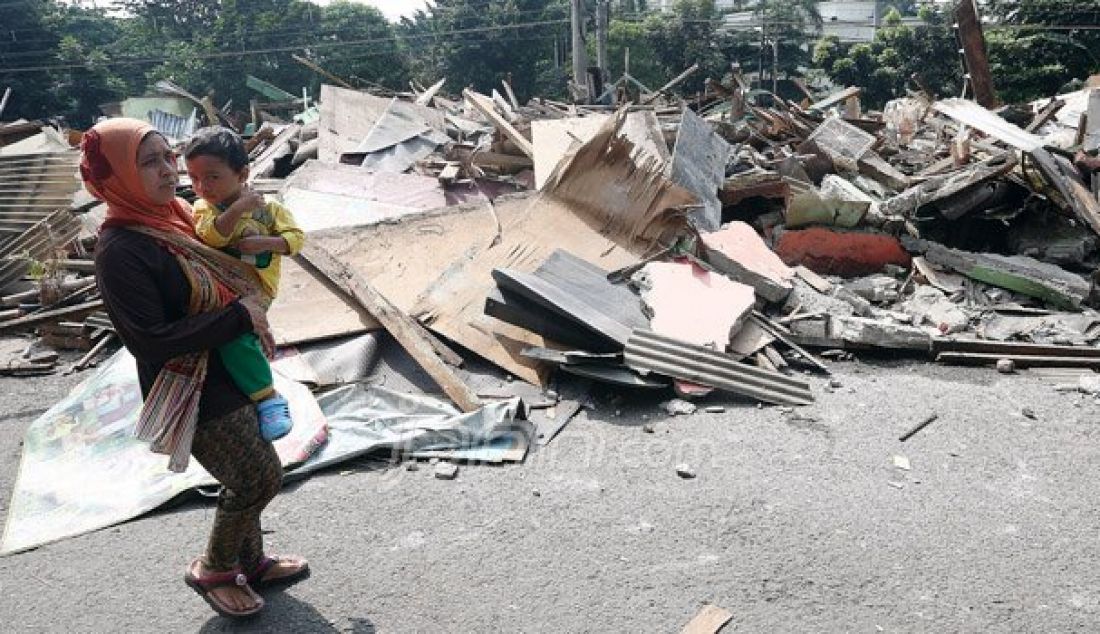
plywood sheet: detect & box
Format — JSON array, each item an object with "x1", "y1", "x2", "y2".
[
  {"x1": 531, "y1": 111, "x2": 669, "y2": 190},
  {"x1": 279, "y1": 160, "x2": 447, "y2": 232},
  {"x1": 268, "y1": 198, "x2": 522, "y2": 346}
]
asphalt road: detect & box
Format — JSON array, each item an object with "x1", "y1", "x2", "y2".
[{"x1": 1, "y1": 350, "x2": 1099, "y2": 632}]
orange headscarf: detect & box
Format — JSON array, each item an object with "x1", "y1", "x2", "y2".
[{"x1": 80, "y1": 117, "x2": 196, "y2": 237}]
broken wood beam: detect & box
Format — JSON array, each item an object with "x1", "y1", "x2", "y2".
[
  {"x1": 936, "y1": 352, "x2": 1100, "y2": 369},
  {"x1": 954, "y1": 0, "x2": 999, "y2": 108},
  {"x1": 0, "y1": 299, "x2": 103, "y2": 334},
  {"x1": 73, "y1": 331, "x2": 116, "y2": 372},
  {"x1": 462, "y1": 89, "x2": 534, "y2": 158},
  {"x1": 1084, "y1": 89, "x2": 1100, "y2": 153},
  {"x1": 934, "y1": 338, "x2": 1100, "y2": 359},
  {"x1": 807, "y1": 86, "x2": 861, "y2": 113},
  {"x1": 1025, "y1": 98, "x2": 1066, "y2": 133},
  {"x1": 291, "y1": 54, "x2": 354, "y2": 90},
  {"x1": 879, "y1": 151, "x2": 1017, "y2": 218},
  {"x1": 415, "y1": 78, "x2": 446, "y2": 106},
  {"x1": 642, "y1": 63, "x2": 699, "y2": 105},
  {"x1": 750, "y1": 311, "x2": 830, "y2": 374},
  {"x1": 296, "y1": 243, "x2": 480, "y2": 412}
]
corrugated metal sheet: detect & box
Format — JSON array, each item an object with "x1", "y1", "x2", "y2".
[
  {"x1": 623, "y1": 329, "x2": 814, "y2": 405},
  {"x1": 148, "y1": 108, "x2": 197, "y2": 142},
  {"x1": 0, "y1": 152, "x2": 81, "y2": 234},
  {"x1": 0, "y1": 151, "x2": 83, "y2": 291}
]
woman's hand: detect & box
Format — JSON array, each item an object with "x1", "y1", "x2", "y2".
[
  {"x1": 237, "y1": 236, "x2": 289, "y2": 255},
  {"x1": 237, "y1": 295, "x2": 276, "y2": 359}
]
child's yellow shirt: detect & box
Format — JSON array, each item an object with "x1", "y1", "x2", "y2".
[{"x1": 193, "y1": 198, "x2": 305, "y2": 299}]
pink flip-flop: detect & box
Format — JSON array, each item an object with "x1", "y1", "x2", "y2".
[
  {"x1": 247, "y1": 555, "x2": 311, "y2": 590},
  {"x1": 184, "y1": 558, "x2": 264, "y2": 618}
]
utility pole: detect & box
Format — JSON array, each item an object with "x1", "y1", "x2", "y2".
[
  {"x1": 758, "y1": 0, "x2": 766, "y2": 91},
  {"x1": 571, "y1": 0, "x2": 589, "y2": 94},
  {"x1": 596, "y1": 1, "x2": 609, "y2": 82},
  {"x1": 772, "y1": 38, "x2": 778, "y2": 95}
]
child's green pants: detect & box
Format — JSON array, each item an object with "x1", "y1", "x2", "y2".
[{"x1": 217, "y1": 333, "x2": 275, "y2": 403}]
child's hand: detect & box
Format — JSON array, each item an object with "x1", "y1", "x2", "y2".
[{"x1": 235, "y1": 186, "x2": 265, "y2": 212}]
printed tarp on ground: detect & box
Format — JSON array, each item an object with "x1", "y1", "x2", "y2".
[{"x1": 2, "y1": 346, "x2": 525, "y2": 555}]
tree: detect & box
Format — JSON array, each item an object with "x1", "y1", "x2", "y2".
[
  {"x1": 812, "y1": 4, "x2": 959, "y2": 108},
  {"x1": 400, "y1": 0, "x2": 569, "y2": 101},
  {"x1": 984, "y1": 0, "x2": 1100, "y2": 102}
]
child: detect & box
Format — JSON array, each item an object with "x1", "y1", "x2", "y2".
[{"x1": 183, "y1": 126, "x2": 305, "y2": 441}]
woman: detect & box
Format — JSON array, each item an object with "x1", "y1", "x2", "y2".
[{"x1": 84, "y1": 118, "x2": 308, "y2": 618}]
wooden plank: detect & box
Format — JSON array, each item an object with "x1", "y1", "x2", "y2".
[
  {"x1": 955, "y1": 0, "x2": 999, "y2": 108},
  {"x1": 932, "y1": 99, "x2": 1042, "y2": 151},
  {"x1": 642, "y1": 63, "x2": 699, "y2": 105},
  {"x1": 807, "y1": 86, "x2": 861, "y2": 112},
  {"x1": 1025, "y1": 98, "x2": 1066, "y2": 133},
  {"x1": 1029, "y1": 149, "x2": 1100, "y2": 237},
  {"x1": 794, "y1": 265, "x2": 832, "y2": 294},
  {"x1": 680, "y1": 604, "x2": 734, "y2": 634},
  {"x1": 0, "y1": 299, "x2": 103, "y2": 334},
  {"x1": 937, "y1": 352, "x2": 1100, "y2": 369},
  {"x1": 463, "y1": 89, "x2": 534, "y2": 158},
  {"x1": 296, "y1": 242, "x2": 481, "y2": 412},
  {"x1": 750, "y1": 311, "x2": 830, "y2": 374},
  {"x1": 879, "y1": 152, "x2": 1017, "y2": 218}
]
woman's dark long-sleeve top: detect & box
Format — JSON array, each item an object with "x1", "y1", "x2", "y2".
[{"x1": 95, "y1": 226, "x2": 253, "y2": 422}]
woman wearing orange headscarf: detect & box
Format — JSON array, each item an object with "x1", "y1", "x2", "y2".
[{"x1": 84, "y1": 118, "x2": 308, "y2": 619}]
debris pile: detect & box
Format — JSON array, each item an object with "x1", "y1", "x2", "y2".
[{"x1": 2, "y1": 65, "x2": 1100, "y2": 438}]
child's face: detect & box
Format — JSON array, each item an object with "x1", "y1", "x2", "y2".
[
  {"x1": 136, "y1": 134, "x2": 179, "y2": 205},
  {"x1": 185, "y1": 155, "x2": 247, "y2": 206}
]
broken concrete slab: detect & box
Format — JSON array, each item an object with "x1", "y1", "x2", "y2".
[
  {"x1": 782, "y1": 278, "x2": 857, "y2": 319},
  {"x1": 700, "y1": 221, "x2": 795, "y2": 303},
  {"x1": 845, "y1": 275, "x2": 900, "y2": 304},
  {"x1": 632, "y1": 259, "x2": 755, "y2": 350},
  {"x1": 774, "y1": 227, "x2": 912, "y2": 277},
  {"x1": 903, "y1": 237, "x2": 1092, "y2": 311},
  {"x1": 826, "y1": 315, "x2": 935, "y2": 351},
  {"x1": 902, "y1": 285, "x2": 971, "y2": 334},
  {"x1": 785, "y1": 178, "x2": 869, "y2": 229}
]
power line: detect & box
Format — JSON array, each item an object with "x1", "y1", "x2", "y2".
[{"x1": 0, "y1": 17, "x2": 569, "y2": 74}]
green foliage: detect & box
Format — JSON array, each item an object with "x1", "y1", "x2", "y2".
[
  {"x1": 4, "y1": 0, "x2": 1095, "y2": 129},
  {"x1": 812, "y1": 4, "x2": 958, "y2": 108},
  {"x1": 813, "y1": 0, "x2": 1100, "y2": 108},
  {"x1": 399, "y1": 0, "x2": 568, "y2": 101},
  {"x1": 984, "y1": 0, "x2": 1100, "y2": 102}
]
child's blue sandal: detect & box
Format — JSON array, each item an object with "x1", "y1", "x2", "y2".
[{"x1": 257, "y1": 395, "x2": 293, "y2": 441}]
